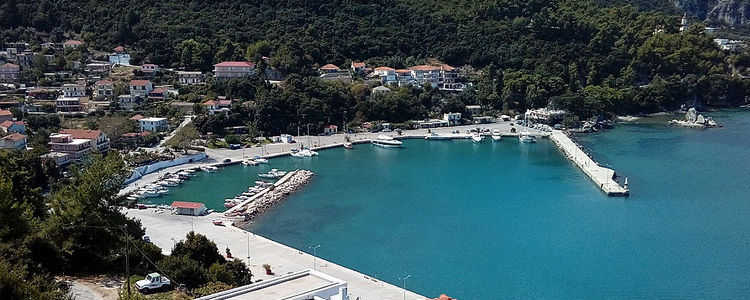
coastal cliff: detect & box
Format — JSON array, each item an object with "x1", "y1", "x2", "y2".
[{"x1": 674, "y1": 0, "x2": 750, "y2": 26}]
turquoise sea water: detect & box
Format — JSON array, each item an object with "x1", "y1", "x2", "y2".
[{"x1": 151, "y1": 110, "x2": 750, "y2": 298}]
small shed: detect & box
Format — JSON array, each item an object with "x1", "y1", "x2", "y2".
[
  {"x1": 171, "y1": 201, "x2": 207, "y2": 216},
  {"x1": 323, "y1": 125, "x2": 338, "y2": 135}
]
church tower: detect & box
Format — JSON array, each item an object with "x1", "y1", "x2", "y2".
[{"x1": 680, "y1": 13, "x2": 688, "y2": 33}]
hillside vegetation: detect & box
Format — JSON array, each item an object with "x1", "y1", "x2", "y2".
[{"x1": 1, "y1": 0, "x2": 748, "y2": 129}]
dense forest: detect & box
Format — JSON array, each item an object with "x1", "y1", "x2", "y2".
[{"x1": 1, "y1": 0, "x2": 748, "y2": 134}]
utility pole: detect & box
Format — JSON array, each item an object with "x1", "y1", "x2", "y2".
[{"x1": 123, "y1": 225, "x2": 131, "y2": 299}]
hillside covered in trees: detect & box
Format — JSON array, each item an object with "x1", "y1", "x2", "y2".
[{"x1": 1, "y1": 0, "x2": 748, "y2": 132}]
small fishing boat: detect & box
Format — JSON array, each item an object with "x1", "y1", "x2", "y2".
[
  {"x1": 344, "y1": 141, "x2": 353, "y2": 149},
  {"x1": 291, "y1": 151, "x2": 305, "y2": 158},
  {"x1": 242, "y1": 159, "x2": 259, "y2": 166},
  {"x1": 253, "y1": 156, "x2": 269, "y2": 164},
  {"x1": 519, "y1": 131, "x2": 537, "y2": 143},
  {"x1": 202, "y1": 166, "x2": 218, "y2": 172},
  {"x1": 471, "y1": 133, "x2": 483, "y2": 143}
]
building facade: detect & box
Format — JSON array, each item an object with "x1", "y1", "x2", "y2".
[
  {"x1": 94, "y1": 80, "x2": 114, "y2": 99},
  {"x1": 56, "y1": 97, "x2": 83, "y2": 113},
  {"x1": 0, "y1": 133, "x2": 27, "y2": 150},
  {"x1": 177, "y1": 71, "x2": 203, "y2": 85},
  {"x1": 0, "y1": 63, "x2": 20, "y2": 82},
  {"x1": 130, "y1": 80, "x2": 154, "y2": 97},
  {"x1": 138, "y1": 117, "x2": 169, "y2": 132},
  {"x1": 213, "y1": 62, "x2": 255, "y2": 80}
]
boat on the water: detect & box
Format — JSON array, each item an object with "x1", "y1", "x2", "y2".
[
  {"x1": 291, "y1": 151, "x2": 305, "y2": 158},
  {"x1": 425, "y1": 133, "x2": 452, "y2": 140},
  {"x1": 372, "y1": 134, "x2": 403, "y2": 147},
  {"x1": 202, "y1": 166, "x2": 218, "y2": 172},
  {"x1": 258, "y1": 169, "x2": 288, "y2": 179},
  {"x1": 254, "y1": 156, "x2": 269, "y2": 164},
  {"x1": 242, "y1": 159, "x2": 259, "y2": 166},
  {"x1": 492, "y1": 129, "x2": 502, "y2": 142},
  {"x1": 344, "y1": 141, "x2": 353, "y2": 149},
  {"x1": 471, "y1": 133, "x2": 483, "y2": 143},
  {"x1": 519, "y1": 131, "x2": 537, "y2": 143}
]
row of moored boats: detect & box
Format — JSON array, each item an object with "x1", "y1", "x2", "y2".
[{"x1": 223, "y1": 180, "x2": 275, "y2": 208}]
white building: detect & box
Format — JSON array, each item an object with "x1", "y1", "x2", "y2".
[
  {"x1": 62, "y1": 83, "x2": 86, "y2": 98},
  {"x1": 195, "y1": 269, "x2": 348, "y2": 300},
  {"x1": 280, "y1": 134, "x2": 294, "y2": 143},
  {"x1": 109, "y1": 46, "x2": 131, "y2": 65},
  {"x1": 714, "y1": 38, "x2": 743, "y2": 52},
  {"x1": 524, "y1": 108, "x2": 566, "y2": 123},
  {"x1": 443, "y1": 112, "x2": 462, "y2": 125},
  {"x1": 130, "y1": 80, "x2": 154, "y2": 97},
  {"x1": 177, "y1": 71, "x2": 204, "y2": 85},
  {"x1": 138, "y1": 117, "x2": 169, "y2": 132},
  {"x1": 213, "y1": 61, "x2": 255, "y2": 81},
  {"x1": 171, "y1": 201, "x2": 207, "y2": 216},
  {"x1": 372, "y1": 85, "x2": 391, "y2": 94}
]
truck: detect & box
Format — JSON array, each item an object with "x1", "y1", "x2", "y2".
[{"x1": 135, "y1": 273, "x2": 171, "y2": 294}]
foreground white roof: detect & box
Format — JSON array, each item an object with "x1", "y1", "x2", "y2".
[{"x1": 196, "y1": 269, "x2": 347, "y2": 300}]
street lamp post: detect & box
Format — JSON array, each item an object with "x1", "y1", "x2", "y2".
[
  {"x1": 308, "y1": 244, "x2": 321, "y2": 270},
  {"x1": 399, "y1": 274, "x2": 411, "y2": 300}
]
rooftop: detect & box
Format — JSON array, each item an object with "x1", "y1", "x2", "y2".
[
  {"x1": 320, "y1": 64, "x2": 340, "y2": 70},
  {"x1": 95, "y1": 80, "x2": 113, "y2": 85},
  {"x1": 130, "y1": 80, "x2": 151, "y2": 86},
  {"x1": 59, "y1": 129, "x2": 102, "y2": 140},
  {"x1": 195, "y1": 269, "x2": 346, "y2": 300},
  {"x1": 214, "y1": 61, "x2": 255, "y2": 67},
  {"x1": 2, "y1": 133, "x2": 27, "y2": 142},
  {"x1": 139, "y1": 117, "x2": 167, "y2": 122},
  {"x1": 171, "y1": 201, "x2": 205, "y2": 209},
  {"x1": 0, "y1": 109, "x2": 12, "y2": 116}
]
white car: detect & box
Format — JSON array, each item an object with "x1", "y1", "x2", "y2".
[{"x1": 135, "y1": 273, "x2": 171, "y2": 294}]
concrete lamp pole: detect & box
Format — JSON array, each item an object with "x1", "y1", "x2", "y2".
[
  {"x1": 308, "y1": 244, "x2": 321, "y2": 270},
  {"x1": 399, "y1": 274, "x2": 411, "y2": 300}
]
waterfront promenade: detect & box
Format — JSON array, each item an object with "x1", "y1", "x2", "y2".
[
  {"x1": 549, "y1": 130, "x2": 629, "y2": 196},
  {"x1": 126, "y1": 208, "x2": 427, "y2": 300}
]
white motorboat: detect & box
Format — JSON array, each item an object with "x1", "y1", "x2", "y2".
[
  {"x1": 160, "y1": 180, "x2": 179, "y2": 187},
  {"x1": 202, "y1": 166, "x2": 218, "y2": 172},
  {"x1": 491, "y1": 129, "x2": 502, "y2": 141},
  {"x1": 301, "y1": 148, "x2": 318, "y2": 157},
  {"x1": 254, "y1": 156, "x2": 269, "y2": 164},
  {"x1": 471, "y1": 134, "x2": 483, "y2": 143},
  {"x1": 242, "y1": 159, "x2": 259, "y2": 166},
  {"x1": 291, "y1": 152, "x2": 305, "y2": 158},
  {"x1": 372, "y1": 135, "x2": 403, "y2": 147},
  {"x1": 519, "y1": 131, "x2": 537, "y2": 143},
  {"x1": 344, "y1": 141, "x2": 353, "y2": 149},
  {"x1": 258, "y1": 169, "x2": 287, "y2": 179},
  {"x1": 140, "y1": 189, "x2": 160, "y2": 198},
  {"x1": 177, "y1": 170, "x2": 193, "y2": 177},
  {"x1": 424, "y1": 133, "x2": 452, "y2": 140}
]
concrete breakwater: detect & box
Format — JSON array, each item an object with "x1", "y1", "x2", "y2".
[
  {"x1": 226, "y1": 170, "x2": 315, "y2": 220},
  {"x1": 549, "y1": 130, "x2": 629, "y2": 196}
]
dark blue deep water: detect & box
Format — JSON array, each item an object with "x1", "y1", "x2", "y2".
[{"x1": 181, "y1": 110, "x2": 750, "y2": 299}]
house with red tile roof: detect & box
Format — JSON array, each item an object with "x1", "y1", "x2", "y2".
[
  {"x1": 350, "y1": 62, "x2": 367, "y2": 74},
  {"x1": 129, "y1": 80, "x2": 153, "y2": 97},
  {"x1": 0, "y1": 109, "x2": 12, "y2": 123},
  {"x1": 0, "y1": 120, "x2": 26, "y2": 134},
  {"x1": 148, "y1": 87, "x2": 167, "y2": 101},
  {"x1": 94, "y1": 80, "x2": 114, "y2": 99},
  {"x1": 213, "y1": 61, "x2": 255, "y2": 81},
  {"x1": 46, "y1": 129, "x2": 110, "y2": 165},
  {"x1": 0, "y1": 133, "x2": 27, "y2": 150},
  {"x1": 110, "y1": 46, "x2": 131, "y2": 65},
  {"x1": 319, "y1": 64, "x2": 341, "y2": 74},
  {"x1": 130, "y1": 114, "x2": 145, "y2": 121},
  {"x1": 63, "y1": 40, "x2": 84, "y2": 49}
]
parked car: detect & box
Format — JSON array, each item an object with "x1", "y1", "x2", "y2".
[
  {"x1": 222, "y1": 158, "x2": 231, "y2": 163},
  {"x1": 136, "y1": 273, "x2": 171, "y2": 294},
  {"x1": 229, "y1": 144, "x2": 241, "y2": 150}
]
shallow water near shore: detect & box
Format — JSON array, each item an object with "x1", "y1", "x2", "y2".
[{"x1": 155, "y1": 109, "x2": 750, "y2": 298}]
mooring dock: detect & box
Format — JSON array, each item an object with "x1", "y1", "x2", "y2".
[{"x1": 549, "y1": 130, "x2": 629, "y2": 196}]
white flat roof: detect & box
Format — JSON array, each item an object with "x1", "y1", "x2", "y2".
[
  {"x1": 196, "y1": 269, "x2": 346, "y2": 300},
  {"x1": 139, "y1": 117, "x2": 167, "y2": 122}
]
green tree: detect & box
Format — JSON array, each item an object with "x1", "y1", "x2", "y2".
[
  {"x1": 171, "y1": 231, "x2": 226, "y2": 267},
  {"x1": 165, "y1": 124, "x2": 200, "y2": 153}
]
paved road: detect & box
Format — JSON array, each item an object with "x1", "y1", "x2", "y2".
[{"x1": 67, "y1": 281, "x2": 105, "y2": 300}]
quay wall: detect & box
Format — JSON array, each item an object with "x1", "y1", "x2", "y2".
[{"x1": 124, "y1": 153, "x2": 207, "y2": 184}]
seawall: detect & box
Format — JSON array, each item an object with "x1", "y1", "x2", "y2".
[{"x1": 549, "y1": 130, "x2": 629, "y2": 196}]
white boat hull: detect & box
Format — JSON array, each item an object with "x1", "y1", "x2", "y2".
[{"x1": 491, "y1": 135, "x2": 502, "y2": 141}]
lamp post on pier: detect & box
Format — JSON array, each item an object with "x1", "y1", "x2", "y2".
[
  {"x1": 308, "y1": 244, "x2": 321, "y2": 270},
  {"x1": 398, "y1": 274, "x2": 411, "y2": 300}
]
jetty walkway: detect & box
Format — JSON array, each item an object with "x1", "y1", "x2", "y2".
[{"x1": 549, "y1": 130, "x2": 629, "y2": 196}]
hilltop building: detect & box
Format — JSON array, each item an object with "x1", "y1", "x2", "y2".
[{"x1": 109, "y1": 46, "x2": 131, "y2": 65}]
